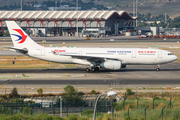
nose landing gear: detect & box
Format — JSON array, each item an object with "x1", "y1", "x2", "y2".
[
  {"x1": 156, "y1": 68, "x2": 160, "y2": 71},
  {"x1": 156, "y1": 64, "x2": 160, "y2": 71}
]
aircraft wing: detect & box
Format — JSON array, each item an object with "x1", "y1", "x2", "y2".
[{"x1": 52, "y1": 51, "x2": 121, "y2": 61}]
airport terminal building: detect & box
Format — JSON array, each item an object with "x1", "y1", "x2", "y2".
[{"x1": 0, "y1": 11, "x2": 136, "y2": 36}]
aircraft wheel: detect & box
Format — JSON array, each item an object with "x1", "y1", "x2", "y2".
[
  {"x1": 86, "y1": 68, "x2": 90, "y2": 72},
  {"x1": 95, "y1": 67, "x2": 99, "y2": 71},
  {"x1": 156, "y1": 68, "x2": 160, "y2": 71},
  {"x1": 91, "y1": 68, "x2": 96, "y2": 72}
]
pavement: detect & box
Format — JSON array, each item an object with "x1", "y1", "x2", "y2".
[{"x1": 0, "y1": 62, "x2": 179, "y2": 87}]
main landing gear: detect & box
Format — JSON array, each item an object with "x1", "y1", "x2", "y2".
[
  {"x1": 86, "y1": 67, "x2": 99, "y2": 72},
  {"x1": 156, "y1": 64, "x2": 160, "y2": 71}
]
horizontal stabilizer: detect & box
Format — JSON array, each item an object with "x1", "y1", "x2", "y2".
[{"x1": 9, "y1": 47, "x2": 28, "y2": 54}]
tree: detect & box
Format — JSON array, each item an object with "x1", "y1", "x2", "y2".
[
  {"x1": 146, "y1": 13, "x2": 151, "y2": 20},
  {"x1": 37, "y1": 88, "x2": 43, "y2": 95},
  {"x1": 0, "y1": 33, "x2": 3, "y2": 36},
  {"x1": 62, "y1": 85, "x2": 84, "y2": 102},
  {"x1": 153, "y1": 21, "x2": 158, "y2": 27},
  {"x1": 138, "y1": 22, "x2": 147, "y2": 27},
  {"x1": 90, "y1": 90, "x2": 96, "y2": 94},
  {"x1": 158, "y1": 14, "x2": 164, "y2": 19},
  {"x1": 64, "y1": 85, "x2": 75, "y2": 93},
  {"x1": 158, "y1": 21, "x2": 166, "y2": 28},
  {"x1": 5, "y1": 30, "x2": 10, "y2": 36},
  {"x1": 126, "y1": 88, "x2": 132, "y2": 95},
  {"x1": 9, "y1": 88, "x2": 19, "y2": 98}
]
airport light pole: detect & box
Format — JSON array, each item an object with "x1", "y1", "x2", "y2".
[
  {"x1": 110, "y1": 88, "x2": 122, "y2": 95},
  {"x1": 76, "y1": 0, "x2": 78, "y2": 37},
  {"x1": 21, "y1": 0, "x2": 22, "y2": 11},
  {"x1": 59, "y1": 96, "x2": 62, "y2": 117},
  {"x1": 133, "y1": 0, "x2": 135, "y2": 27},
  {"x1": 55, "y1": 1, "x2": 57, "y2": 11},
  {"x1": 136, "y1": 0, "x2": 138, "y2": 27},
  {"x1": 93, "y1": 91, "x2": 117, "y2": 120}
]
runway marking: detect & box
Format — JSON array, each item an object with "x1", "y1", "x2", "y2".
[
  {"x1": 1, "y1": 79, "x2": 12, "y2": 85},
  {"x1": 103, "y1": 74, "x2": 115, "y2": 78},
  {"x1": 165, "y1": 71, "x2": 179, "y2": 76}
]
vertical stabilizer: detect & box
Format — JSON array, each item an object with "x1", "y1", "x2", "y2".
[{"x1": 6, "y1": 21, "x2": 42, "y2": 48}]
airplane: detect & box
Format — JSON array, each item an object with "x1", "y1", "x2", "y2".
[{"x1": 6, "y1": 21, "x2": 178, "y2": 72}]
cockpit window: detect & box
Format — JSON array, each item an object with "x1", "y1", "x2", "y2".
[{"x1": 168, "y1": 53, "x2": 174, "y2": 55}]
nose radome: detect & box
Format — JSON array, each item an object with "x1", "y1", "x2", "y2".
[{"x1": 174, "y1": 56, "x2": 178, "y2": 60}]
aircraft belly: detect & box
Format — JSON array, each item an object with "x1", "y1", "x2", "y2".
[
  {"x1": 127, "y1": 56, "x2": 156, "y2": 65},
  {"x1": 143, "y1": 57, "x2": 155, "y2": 64},
  {"x1": 47, "y1": 55, "x2": 73, "y2": 63},
  {"x1": 29, "y1": 53, "x2": 73, "y2": 63}
]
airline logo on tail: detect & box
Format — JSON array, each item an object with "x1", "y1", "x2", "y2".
[{"x1": 11, "y1": 29, "x2": 27, "y2": 44}]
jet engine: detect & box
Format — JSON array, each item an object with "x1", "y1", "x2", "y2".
[{"x1": 100, "y1": 61, "x2": 121, "y2": 70}]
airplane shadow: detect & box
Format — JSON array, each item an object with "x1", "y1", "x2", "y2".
[
  {"x1": 0, "y1": 68, "x2": 180, "y2": 73},
  {"x1": 44, "y1": 68, "x2": 180, "y2": 73}
]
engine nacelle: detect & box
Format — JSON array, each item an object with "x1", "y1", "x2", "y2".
[{"x1": 100, "y1": 61, "x2": 121, "y2": 70}]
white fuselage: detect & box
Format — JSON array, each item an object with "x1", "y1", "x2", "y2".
[{"x1": 26, "y1": 47, "x2": 178, "y2": 66}]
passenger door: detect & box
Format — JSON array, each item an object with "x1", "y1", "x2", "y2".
[
  {"x1": 158, "y1": 51, "x2": 162, "y2": 58},
  {"x1": 79, "y1": 51, "x2": 82, "y2": 55},
  {"x1": 132, "y1": 51, "x2": 136, "y2": 58}
]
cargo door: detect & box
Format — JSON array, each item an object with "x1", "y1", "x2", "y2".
[
  {"x1": 41, "y1": 49, "x2": 45, "y2": 56},
  {"x1": 34, "y1": 49, "x2": 41, "y2": 56}
]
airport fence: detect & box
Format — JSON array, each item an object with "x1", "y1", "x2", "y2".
[
  {"x1": 0, "y1": 95, "x2": 180, "y2": 119},
  {"x1": 0, "y1": 90, "x2": 180, "y2": 119},
  {"x1": 0, "y1": 98, "x2": 113, "y2": 117},
  {"x1": 106, "y1": 90, "x2": 180, "y2": 120},
  {"x1": 111, "y1": 97, "x2": 180, "y2": 120}
]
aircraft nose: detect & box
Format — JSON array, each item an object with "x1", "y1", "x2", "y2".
[{"x1": 174, "y1": 55, "x2": 178, "y2": 61}]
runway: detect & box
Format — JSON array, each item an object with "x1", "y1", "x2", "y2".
[
  {"x1": 1, "y1": 78, "x2": 180, "y2": 85},
  {"x1": 0, "y1": 62, "x2": 179, "y2": 87}
]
